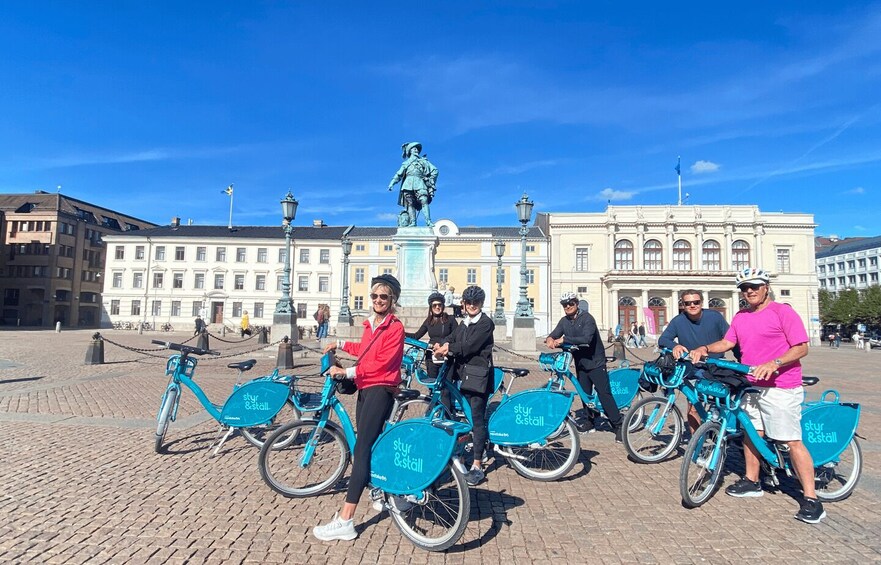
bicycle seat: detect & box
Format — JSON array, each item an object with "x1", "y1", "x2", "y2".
[
  {"x1": 802, "y1": 376, "x2": 820, "y2": 387},
  {"x1": 497, "y1": 366, "x2": 529, "y2": 377},
  {"x1": 227, "y1": 359, "x2": 257, "y2": 371},
  {"x1": 394, "y1": 389, "x2": 422, "y2": 402}
]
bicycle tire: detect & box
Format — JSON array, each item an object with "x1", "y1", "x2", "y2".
[
  {"x1": 154, "y1": 387, "x2": 178, "y2": 453},
  {"x1": 240, "y1": 400, "x2": 302, "y2": 448},
  {"x1": 815, "y1": 437, "x2": 862, "y2": 502},
  {"x1": 507, "y1": 418, "x2": 581, "y2": 481},
  {"x1": 258, "y1": 419, "x2": 349, "y2": 498},
  {"x1": 623, "y1": 396, "x2": 683, "y2": 464},
  {"x1": 680, "y1": 420, "x2": 726, "y2": 508},
  {"x1": 624, "y1": 391, "x2": 645, "y2": 432},
  {"x1": 388, "y1": 461, "x2": 470, "y2": 552}
]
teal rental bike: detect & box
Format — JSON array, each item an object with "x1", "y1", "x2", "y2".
[
  {"x1": 258, "y1": 351, "x2": 473, "y2": 552},
  {"x1": 152, "y1": 340, "x2": 299, "y2": 454},
  {"x1": 680, "y1": 357, "x2": 862, "y2": 508}
]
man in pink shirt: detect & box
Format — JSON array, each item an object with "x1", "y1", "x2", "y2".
[{"x1": 690, "y1": 268, "x2": 824, "y2": 524}]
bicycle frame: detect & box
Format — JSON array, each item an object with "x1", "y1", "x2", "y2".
[{"x1": 541, "y1": 347, "x2": 641, "y2": 413}]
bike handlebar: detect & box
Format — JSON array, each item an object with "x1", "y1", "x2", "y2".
[
  {"x1": 151, "y1": 339, "x2": 219, "y2": 357},
  {"x1": 703, "y1": 356, "x2": 751, "y2": 375}
]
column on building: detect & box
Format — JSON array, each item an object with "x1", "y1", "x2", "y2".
[
  {"x1": 636, "y1": 225, "x2": 645, "y2": 270},
  {"x1": 696, "y1": 225, "x2": 705, "y2": 271},
  {"x1": 666, "y1": 226, "x2": 674, "y2": 271},
  {"x1": 731, "y1": 290, "x2": 740, "y2": 319},
  {"x1": 609, "y1": 287, "x2": 619, "y2": 332},
  {"x1": 724, "y1": 227, "x2": 733, "y2": 270},
  {"x1": 754, "y1": 225, "x2": 765, "y2": 270}
]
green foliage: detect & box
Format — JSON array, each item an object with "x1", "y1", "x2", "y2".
[{"x1": 820, "y1": 285, "x2": 881, "y2": 326}]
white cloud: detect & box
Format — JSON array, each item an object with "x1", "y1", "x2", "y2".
[
  {"x1": 845, "y1": 186, "x2": 865, "y2": 194},
  {"x1": 854, "y1": 225, "x2": 867, "y2": 231},
  {"x1": 691, "y1": 160, "x2": 720, "y2": 174},
  {"x1": 595, "y1": 187, "x2": 635, "y2": 201}
]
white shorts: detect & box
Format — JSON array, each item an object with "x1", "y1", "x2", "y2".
[{"x1": 740, "y1": 387, "x2": 803, "y2": 441}]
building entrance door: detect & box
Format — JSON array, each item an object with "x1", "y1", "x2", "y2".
[{"x1": 212, "y1": 302, "x2": 224, "y2": 324}]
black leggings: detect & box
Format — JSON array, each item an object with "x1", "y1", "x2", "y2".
[
  {"x1": 577, "y1": 365, "x2": 622, "y2": 428},
  {"x1": 345, "y1": 385, "x2": 395, "y2": 505},
  {"x1": 441, "y1": 388, "x2": 489, "y2": 464}
]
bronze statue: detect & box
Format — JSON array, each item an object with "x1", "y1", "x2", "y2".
[{"x1": 387, "y1": 142, "x2": 438, "y2": 227}]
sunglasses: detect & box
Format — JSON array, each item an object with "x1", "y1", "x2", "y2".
[
  {"x1": 370, "y1": 293, "x2": 390, "y2": 301},
  {"x1": 463, "y1": 300, "x2": 481, "y2": 306},
  {"x1": 682, "y1": 300, "x2": 702, "y2": 307},
  {"x1": 738, "y1": 283, "x2": 765, "y2": 292},
  {"x1": 431, "y1": 302, "x2": 444, "y2": 308},
  {"x1": 561, "y1": 301, "x2": 578, "y2": 308}
]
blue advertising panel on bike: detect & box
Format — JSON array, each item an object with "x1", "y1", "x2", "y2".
[
  {"x1": 370, "y1": 419, "x2": 456, "y2": 495},
  {"x1": 608, "y1": 368, "x2": 641, "y2": 408},
  {"x1": 488, "y1": 389, "x2": 574, "y2": 446},
  {"x1": 800, "y1": 401, "x2": 861, "y2": 466},
  {"x1": 220, "y1": 381, "x2": 291, "y2": 427}
]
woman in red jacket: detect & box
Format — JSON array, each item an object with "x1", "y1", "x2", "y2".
[{"x1": 313, "y1": 274, "x2": 405, "y2": 542}]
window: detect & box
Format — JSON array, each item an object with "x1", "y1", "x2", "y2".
[
  {"x1": 732, "y1": 240, "x2": 750, "y2": 271},
  {"x1": 192, "y1": 301, "x2": 202, "y2": 316},
  {"x1": 467, "y1": 269, "x2": 477, "y2": 284},
  {"x1": 297, "y1": 303, "x2": 307, "y2": 319},
  {"x1": 216, "y1": 247, "x2": 226, "y2": 261},
  {"x1": 776, "y1": 248, "x2": 791, "y2": 274},
  {"x1": 780, "y1": 289, "x2": 791, "y2": 297},
  {"x1": 575, "y1": 247, "x2": 589, "y2": 271},
  {"x1": 819, "y1": 265, "x2": 826, "y2": 274},
  {"x1": 848, "y1": 275, "x2": 856, "y2": 285},
  {"x1": 837, "y1": 262, "x2": 845, "y2": 271},
  {"x1": 236, "y1": 248, "x2": 246, "y2": 262},
  {"x1": 152, "y1": 300, "x2": 161, "y2": 316},
  {"x1": 56, "y1": 267, "x2": 72, "y2": 279},
  {"x1": 614, "y1": 240, "x2": 634, "y2": 270},
  {"x1": 110, "y1": 300, "x2": 120, "y2": 315},
  {"x1": 871, "y1": 257, "x2": 878, "y2": 267},
  {"x1": 194, "y1": 273, "x2": 205, "y2": 289},
  {"x1": 114, "y1": 246, "x2": 125, "y2": 260},
  {"x1": 254, "y1": 302, "x2": 264, "y2": 318},
  {"x1": 354, "y1": 296, "x2": 364, "y2": 309},
  {"x1": 131, "y1": 300, "x2": 141, "y2": 316},
  {"x1": 526, "y1": 269, "x2": 535, "y2": 284},
  {"x1": 135, "y1": 246, "x2": 145, "y2": 260},
  {"x1": 133, "y1": 272, "x2": 143, "y2": 288},
  {"x1": 320, "y1": 249, "x2": 330, "y2": 264},
  {"x1": 173, "y1": 272, "x2": 183, "y2": 289},
  {"x1": 155, "y1": 246, "x2": 166, "y2": 261},
  {"x1": 299, "y1": 249, "x2": 310, "y2": 263},
  {"x1": 279, "y1": 249, "x2": 287, "y2": 264},
  {"x1": 828, "y1": 264, "x2": 836, "y2": 273},
  {"x1": 175, "y1": 247, "x2": 185, "y2": 261},
  {"x1": 355, "y1": 244, "x2": 365, "y2": 251},
  {"x1": 234, "y1": 274, "x2": 245, "y2": 290},
  {"x1": 438, "y1": 268, "x2": 448, "y2": 284},
  {"x1": 355, "y1": 268, "x2": 365, "y2": 283},
  {"x1": 112, "y1": 272, "x2": 123, "y2": 288},
  {"x1": 702, "y1": 240, "x2": 721, "y2": 270},
  {"x1": 196, "y1": 247, "x2": 206, "y2": 261},
  {"x1": 256, "y1": 274, "x2": 266, "y2": 290},
  {"x1": 383, "y1": 268, "x2": 393, "y2": 275},
  {"x1": 298, "y1": 276, "x2": 309, "y2": 292},
  {"x1": 257, "y1": 248, "x2": 267, "y2": 263},
  {"x1": 276, "y1": 275, "x2": 284, "y2": 291},
  {"x1": 872, "y1": 273, "x2": 879, "y2": 282},
  {"x1": 643, "y1": 240, "x2": 662, "y2": 270},
  {"x1": 232, "y1": 302, "x2": 242, "y2": 317},
  {"x1": 858, "y1": 258, "x2": 866, "y2": 268},
  {"x1": 672, "y1": 240, "x2": 692, "y2": 270},
  {"x1": 171, "y1": 301, "x2": 181, "y2": 317},
  {"x1": 319, "y1": 276, "x2": 329, "y2": 293},
  {"x1": 214, "y1": 274, "x2": 224, "y2": 289},
  {"x1": 847, "y1": 260, "x2": 855, "y2": 270},
  {"x1": 152, "y1": 273, "x2": 164, "y2": 288},
  {"x1": 577, "y1": 286, "x2": 587, "y2": 294},
  {"x1": 525, "y1": 245, "x2": 535, "y2": 252},
  {"x1": 383, "y1": 245, "x2": 393, "y2": 252}
]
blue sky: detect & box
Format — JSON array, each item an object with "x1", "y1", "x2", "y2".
[{"x1": 1, "y1": 1, "x2": 879, "y2": 237}]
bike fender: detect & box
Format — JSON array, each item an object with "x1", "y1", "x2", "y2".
[
  {"x1": 488, "y1": 389, "x2": 574, "y2": 446},
  {"x1": 801, "y1": 401, "x2": 861, "y2": 466},
  {"x1": 370, "y1": 419, "x2": 457, "y2": 495},
  {"x1": 608, "y1": 368, "x2": 641, "y2": 409},
  {"x1": 220, "y1": 380, "x2": 290, "y2": 427}
]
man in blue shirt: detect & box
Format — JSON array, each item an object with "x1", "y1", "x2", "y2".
[{"x1": 658, "y1": 289, "x2": 731, "y2": 433}]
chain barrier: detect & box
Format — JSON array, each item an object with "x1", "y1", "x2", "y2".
[
  {"x1": 98, "y1": 333, "x2": 289, "y2": 362},
  {"x1": 205, "y1": 330, "x2": 259, "y2": 344},
  {"x1": 100, "y1": 335, "x2": 173, "y2": 359},
  {"x1": 492, "y1": 344, "x2": 540, "y2": 363}
]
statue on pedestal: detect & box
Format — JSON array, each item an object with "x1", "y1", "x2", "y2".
[{"x1": 387, "y1": 141, "x2": 438, "y2": 227}]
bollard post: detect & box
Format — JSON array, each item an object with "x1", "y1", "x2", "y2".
[
  {"x1": 197, "y1": 330, "x2": 210, "y2": 351},
  {"x1": 138, "y1": 322, "x2": 143, "y2": 335},
  {"x1": 55, "y1": 321, "x2": 61, "y2": 333},
  {"x1": 612, "y1": 340, "x2": 626, "y2": 364},
  {"x1": 85, "y1": 332, "x2": 105, "y2": 365},
  {"x1": 277, "y1": 336, "x2": 294, "y2": 369},
  {"x1": 258, "y1": 326, "x2": 268, "y2": 345},
  {"x1": 222, "y1": 325, "x2": 227, "y2": 337}
]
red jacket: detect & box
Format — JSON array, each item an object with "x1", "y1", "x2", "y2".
[{"x1": 341, "y1": 314, "x2": 404, "y2": 389}]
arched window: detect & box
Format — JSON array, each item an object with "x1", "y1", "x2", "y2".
[
  {"x1": 702, "y1": 240, "x2": 721, "y2": 270},
  {"x1": 673, "y1": 240, "x2": 692, "y2": 271},
  {"x1": 614, "y1": 240, "x2": 634, "y2": 270},
  {"x1": 708, "y1": 297, "x2": 726, "y2": 318},
  {"x1": 732, "y1": 240, "x2": 750, "y2": 271},
  {"x1": 643, "y1": 239, "x2": 663, "y2": 270},
  {"x1": 738, "y1": 297, "x2": 749, "y2": 311},
  {"x1": 647, "y1": 296, "x2": 667, "y2": 332},
  {"x1": 617, "y1": 295, "x2": 637, "y2": 329}
]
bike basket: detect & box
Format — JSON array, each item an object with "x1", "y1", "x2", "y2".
[
  {"x1": 166, "y1": 356, "x2": 197, "y2": 377},
  {"x1": 538, "y1": 351, "x2": 571, "y2": 373},
  {"x1": 291, "y1": 378, "x2": 326, "y2": 411}
]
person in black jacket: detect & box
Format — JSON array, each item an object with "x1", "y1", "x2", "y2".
[
  {"x1": 545, "y1": 291, "x2": 622, "y2": 442},
  {"x1": 433, "y1": 285, "x2": 494, "y2": 486},
  {"x1": 406, "y1": 292, "x2": 459, "y2": 382}
]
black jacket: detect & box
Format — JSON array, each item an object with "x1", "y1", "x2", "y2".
[
  {"x1": 406, "y1": 316, "x2": 458, "y2": 346},
  {"x1": 445, "y1": 312, "x2": 495, "y2": 393},
  {"x1": 547, "y1": 310, "x2": 606, "y2": 370}
]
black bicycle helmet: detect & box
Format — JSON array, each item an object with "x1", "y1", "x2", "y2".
[
  {"x1": 371, "y1": 274, "x2": 401, "y2": 301},
  {"x1": 461, "y1": 285, "x2": 486, "y2": 303},
  {"x1": 427, "y1": 291, "x2": 445, "y2": 305}
]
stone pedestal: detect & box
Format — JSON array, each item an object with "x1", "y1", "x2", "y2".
[
  {"x1": 270, "y1": 312, "x2": 299, "y2": 347},
  {"x1": 393, "y1": 227, "x2": 438, "y2": 308},
  {"x1": 511, "y1": 316, "x2": 536, "y2": 354},
  {"x1": 493, "y1": 316, "x2": 509, "y2": 342}
]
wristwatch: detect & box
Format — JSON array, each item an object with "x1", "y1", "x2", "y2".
[{"x1": 774, "y1": 358, "x2": 784, "y2": 366}]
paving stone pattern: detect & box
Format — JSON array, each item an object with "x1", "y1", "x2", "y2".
[{"x1": 1, "y1": 329, "x2": 880, "y2": 564}]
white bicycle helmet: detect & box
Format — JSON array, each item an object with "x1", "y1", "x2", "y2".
[
  {"x1": 735, "y1": 268, "x2": 770, "y2": 287},
  {"x1": 559, "y1": 291, "x2": 578, "y2": 304}
]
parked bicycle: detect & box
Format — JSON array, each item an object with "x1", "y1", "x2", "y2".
[
  {"x1": 160, "y1": 322, "x2": 174, "y2": 332},
  {"x1": 152, "y1": 340, "x2": 299, "y2": 454},
  {"x1": 258, "y1": 350, "x2": 473, "y2": 551},
  {"x1": 680, "y1": 357, "x2": 862, "y2": 508}
]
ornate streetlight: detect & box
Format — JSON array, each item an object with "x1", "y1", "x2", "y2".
[
  {"x1": 275, "y1": 191, "x2": 299, "y2": 314},
  {"x1": 338, "y1": 232, "x2": 353, "y2": 325},
  {"x1": 493, "y1": 239, "x2": 507, "y2": 326},
  {"x1": 514, "y1": 193, "x2": 534, "y2": 318}
]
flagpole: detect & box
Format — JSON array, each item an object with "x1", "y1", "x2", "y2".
[
  {"x1": 228, "y1": 185, "x2": 234, "y2": 229},
  {"x1": 676, "y1": 156, "x2": 682, "y2": 206}
]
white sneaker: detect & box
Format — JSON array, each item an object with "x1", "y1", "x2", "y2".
[{"x1": 312, "y1": 513, "x2": 357, "y2": 541}]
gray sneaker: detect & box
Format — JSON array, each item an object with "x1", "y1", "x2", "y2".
[
  {"x1": 312, "y1": 514, "x2": 357, "y2": 541},
  {"x1": 464, "y1": 468, "x2": 485, "y2": 486}
]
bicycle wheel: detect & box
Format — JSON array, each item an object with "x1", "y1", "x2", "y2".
[
  {"x1": 680, "y1": 420, "x2": 726, "y2": 508},
  {"x1": 240, "y1": 400, "x2": 302, "y2": 448},
  {"x1": 154, "y1": 388, "x2": 178, "y2": 453},
  {"x1": 507, "y1": 418, "x2": 581, "y2": 481},
  {"x1": 392, "y1": 397, "x2": 433, "y2": 423},
  {"x1": 388, "y1": 461, "x2": 470, "y2": 552},
  {"x1": 258, "y1": 420, "x2": 349, "y2": 498},
  {"x1": 623, "y1": 396, "x2": 683, "y2": 464},
  {"x1": 815, "y1": 437, "x2": 862, "y2": 502},
  {"x1": 624, "y1": 391, "x2": 645, "y2": 432}
]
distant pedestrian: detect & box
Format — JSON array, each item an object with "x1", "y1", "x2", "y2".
[
  {"x1": 240, "y1": 311, "x2": 251, "y2": 337},
  {"x1": 637, "y1": 323, "x2": 647, "y2": 347},
  {"x1": 827, "y1": 332, "x2": 835, "y2": 347},
  {"x1": 627, "y1": 322, "x2": 639, "y2": 347},
  {"x1": 834, "y1": 332, "x2": 841, "y2": 349},
  {"x1": 194, "y1": 316, "x2": 205, "y2": 335}
]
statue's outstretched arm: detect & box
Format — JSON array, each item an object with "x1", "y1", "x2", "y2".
[{"x1": 388, "y1": 163, "x2": 407, "y2": 190}]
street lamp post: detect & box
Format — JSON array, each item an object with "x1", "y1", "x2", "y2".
[
  {"x1": 338, "y1": 235, "x2": 353, "y2": 325},
  {"x1": 493, "y1": 239, "x2": 507, "y2": 325},
  {"x1": 274, "y1": 192, "x2": 299, "y2": 314},
  {"x1": 514, "y1": 193, "x2": 534, "y2": 318}
]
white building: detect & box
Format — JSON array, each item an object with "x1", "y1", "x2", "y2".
[{"x1": 815, "y1": 235, "x2": 881, "y2": 292}]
